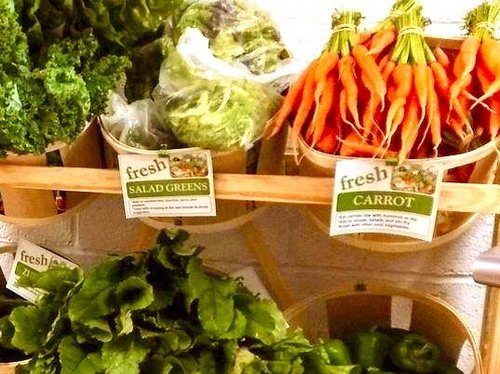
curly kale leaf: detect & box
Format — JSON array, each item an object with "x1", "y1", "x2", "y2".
[
  {"x1": 0, "y1": 72, "x2": 47, "y2": 155},
  {"x1": 0, "y1": 0, "x2": 31, "y2": 74},
  {"x1": 39, "y1": 66, "x2": 90, "y2": 143},
  {"x1": 77, "y1": 0, "x2": 184, "y2": 51},
  {"x1": 82, "y1": 54, "x2": 130, "y2": 115}
]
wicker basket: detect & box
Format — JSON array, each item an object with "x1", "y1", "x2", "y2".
[
  {"x1": 297, "y1": 134, "x2": 498, "y2": 252},
  {"x1": 0, "y1": 121, "x2": 103, "y2": 227},
  {"x1": 0, "y1": 358, "x2": 31, "y2": 374},
  {"x1": 100, "y1": 121, "x2": 287, "y2": 233},
  {"x1": 285, "y1": 285, "x2": 483, "y2": 374}
]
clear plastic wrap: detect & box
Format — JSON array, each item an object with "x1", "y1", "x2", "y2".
[
  {"x1": 100, "y1": 94, "x2": 180, "y2": 150},
  {"x1": 100, "y1": 0, "x2": 302, "y2": 151},
  {"x1": 152, "y1": 49, "x2": 281, "y2": 151}
]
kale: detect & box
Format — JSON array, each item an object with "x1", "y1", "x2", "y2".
[{"x1": 0, "y1": 4, "x2": 129, "y2": 155}]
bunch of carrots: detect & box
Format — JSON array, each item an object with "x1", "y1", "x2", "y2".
[{"x1": 267, "y1": 0, "x2": 500, "y2": 166}]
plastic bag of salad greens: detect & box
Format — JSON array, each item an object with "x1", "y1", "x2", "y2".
[
  {"x1": 176, "y1": 27, "x2": 305, "y2": 92},
  {"x1": 172, "y1": 0, "x2": 295, "y2": 80},
  {"x1": 100, "y1": 93, "x2": 181, "y2": 150},
  {"x1": 152, "y1": 48, "x2": 281, "y2": 151}
]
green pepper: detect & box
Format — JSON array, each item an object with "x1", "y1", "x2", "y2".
[
  {"x1": 367, "y1": 368, "x2": 410, "y2": 374},
  {"x1": 435, "y1": 363, "x2": 464, "y2": 374},
  {"x1": 325, "y1": 365, "x2": 362, "y2": 374},
  {"x1": 323, "y1": 339, "x2": 353, "y2": 365},
  {"x1": 303, "y1": 345, "x2": 361, "y2": 374},
  {"x1": 389, "y1": 333, "x2": 441, "y2": 373},
  {"x1": 349, "y1": 331, "x2": 392, "y2": 369}
]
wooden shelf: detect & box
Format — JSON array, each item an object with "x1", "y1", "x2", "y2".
[{"x1": 1, "y1": 165, "x2": 500, "y2": 213}]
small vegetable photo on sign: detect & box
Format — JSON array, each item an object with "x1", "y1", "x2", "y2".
[
  {"x1": 169, "y1": 154, "x2": 209, "y2": 178},
  {"x1": 390, "y1": 165, "x2": 438, "y2": 195}
]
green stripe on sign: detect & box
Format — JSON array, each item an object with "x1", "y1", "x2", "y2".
[
  {"x1": 14, "y1": 262, "x2": 40, "y2": 278},
  {"x1": 127, "y1": 178, "x2": 210, "y2": 198},
  {"x1": 337, "y1": 191, "x2": 433, "y2": 215}
]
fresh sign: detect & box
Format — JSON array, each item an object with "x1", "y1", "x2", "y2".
[
  {"x1": 330, "y1": 159, "x2": 443, "y2": 241},
  {"x1": 7, "y1": 240, "x2": 78, "y2": 303},
  {"x1": 118, "y1": 149, "x2": 216, "y2": 218}
]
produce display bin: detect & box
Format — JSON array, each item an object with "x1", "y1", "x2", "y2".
[
  {"x1": 297, "y1": 134, "x2": 498, "y2": 252},
  {"x1": 285, "y1": 285, "x2": 484, "y2": 374},
  {"x1": 0, "y1": 121, "x2": 103, "y2": 227},
  {"x1": 101, "y1": 121, "x2": 288, "y2": 233}
]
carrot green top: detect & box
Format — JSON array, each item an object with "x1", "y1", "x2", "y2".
[
  {"x1": 390, "y1": 6, "x2": 434, "y2": 65},
  {"x1": 323, "y1": 10, "x2": 363, "y2": 57},
  {"x1": 464, "y1": 0, "x2": 500, "y2": 40}
]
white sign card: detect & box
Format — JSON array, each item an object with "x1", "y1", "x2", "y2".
[
  {"x1": 7, "y1": 240, "x2": 78, "y2": 303},
  {"x1": 330, "y1": 159, "x2": 444, "y2": 241},
  {"x1": 118, "y1": 149, "x2": 216, "y2": 219}
]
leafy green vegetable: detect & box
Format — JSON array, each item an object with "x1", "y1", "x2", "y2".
[
  {"x1": 0, "y1": 229, "x2": 340, "y2": 373},
  {"x1": 175, "y1": 0, "x2": 290, "y2": 75},
  {"x1": 155, "y1": 49, "x2": 280, "y2": 151},
  {"x1": 0, "y1": 2, "x2": 129, "y2": 156},
  {"x1": 58, "y1": 336, "x2": 103, "y2": 374}
]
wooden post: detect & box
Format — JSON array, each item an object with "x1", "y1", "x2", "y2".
[{"x1": 480, "y1": 163, "x2": 500, "y2": 374}]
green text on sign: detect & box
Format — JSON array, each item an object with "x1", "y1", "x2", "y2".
[
  {"x1": 15, "y1": 262, "x2": 40, "y2": 279},
  {"x1": 337, "y1": 191, "x2": 433, "y2": 215},
  {"x1": 127, "y1": 178, "x2": 210, "y2": 198}
]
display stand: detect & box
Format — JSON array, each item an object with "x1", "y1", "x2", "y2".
[
  {"x1": 0, "y1": 160, "x2": 499, "y2": 369},
  {"x1": 480, "y1": 166, "x2": 500, "y2": 374}
]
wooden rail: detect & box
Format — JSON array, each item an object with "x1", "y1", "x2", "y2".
[{"x1": 0, "y1": 165, "x2": 500, "y2": 213}]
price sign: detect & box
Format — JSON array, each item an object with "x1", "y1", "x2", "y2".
[
  {"x1": 118, "y1": 149, "x2": 216, "y2": 219},
  {"x1": 330, "y1": 159, "x2": 444, "y2": 241}
]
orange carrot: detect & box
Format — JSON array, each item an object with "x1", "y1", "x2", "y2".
[
  {"x1": 378, "y1": 54, "x2": 390, "y2": 71},
  {"x1": 310, "y1": 74, "x2": 336, "y2": 146},
  {"x1": 385, "y1": 64, "x2": 413, "y2": 142},
  {"x1": 352, "y1": 44, "x2": 387, "y2": 110},
  {"x1": 476, "y1": 60, "x2": 495, "y2": 93},
  {"x1": 267, "y1": 59, "x2": 318, "y2": 137},
  {"x1": 399, "y1": 92, "x2": 420, "y2": 161},
  {"x1": 339, "y1": 132, "x2": 396, "y2": 157},
  {"x1": 413, "y1": 63, "x2": 428, "y2": 126},
  {"x1": 367, "y1": 28, "x2": 396, "y2": 56},
  {"x1": 449, "y1": 36, "x2": 481, "y2": 101},
  {"x1": 430, "y1": 61, "x2": 450, "y2": 96},
  {"x1": 434, "y1": 47, "x2": 450, "y2": 69},
  {"x1": 309, "y1": 53, "x2": 339, "y2": 138},
  {"x1": 427, "y1": 66, "x2": 442, "y2": 152},
  {"x1": 339, "y1": 55, "x2": 362, "y2": 130},
  {"x1": 478, "y1": 38, "x2": 500, "y2": 75},
  {"x1": 357, "y1": 31, "x2": 373, "y2": 46},
  {"x1": 382, "y1": 60, "x2": 396, "y2": 81},
  {"x1": 290, "y1": 59, "x2": 319, "y2": 152}
]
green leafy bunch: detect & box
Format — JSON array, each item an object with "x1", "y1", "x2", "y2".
[
  {"x1": 0, "y1": 1, "x2": 130, "y2": 155},
  {"x1": 0, "y1": 229, "x2": 337, "y2": 374}
]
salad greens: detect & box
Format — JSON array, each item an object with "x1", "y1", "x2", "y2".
[
  {"x1": 154, "y1": 49, "x2": 281, "y2": 151},
  {"x1": 174, "y1": 0, "x2": 290, "y2": 75}
]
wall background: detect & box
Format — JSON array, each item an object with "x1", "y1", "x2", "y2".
[{"x1": 0, "y1": 0, "x2": 493, "y2": 371}]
